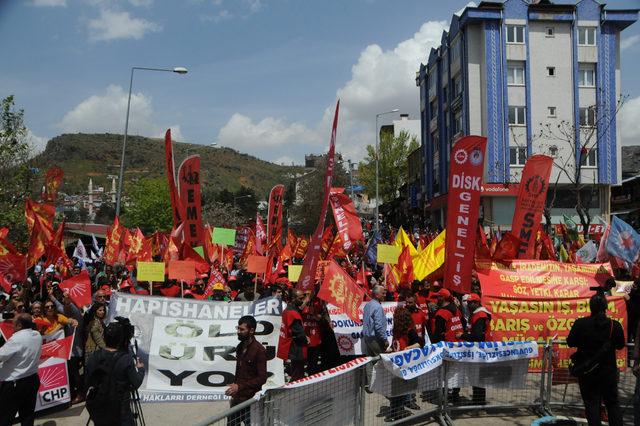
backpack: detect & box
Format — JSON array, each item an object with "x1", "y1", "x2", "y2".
[
  {"x1": 86, "y1": 351, "x2": 127, "y2": 425},
  {"x1": 569, "y1": 319, "x2": 613, "y2": 378}
]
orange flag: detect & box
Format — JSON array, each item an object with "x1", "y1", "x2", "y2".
[
  {"x1": 394, "y1": 245, "x2": 414, "y2": 286},
  {"x1": 42, "y1": 166, "x2": 64, "y2": 203},
  {"x1": 104, "y1": 216, "x2": 123, "y2": 266},
  {"x1": 27, "y1": 215, "x2": 53, "y2": 268},
  {"x1": 384, "y1": 263, "x2": 398, "y2": 293},
  {"x1": 317, "y1": 259, "x2": 365, "y2": 322},
  {"x1": 25, "y1": 199, "x2": 55, "y2": 234}
]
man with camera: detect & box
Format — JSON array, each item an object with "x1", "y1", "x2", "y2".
[
  {"x1": 0, "y1": 313, "x2": 42, "y2": 426},
  {"x1": 85, "y1": 317, "x2": 145, "y2": 426},
  {"x1": 567, "y1": 293, "x2": 625, "y2": 426}
]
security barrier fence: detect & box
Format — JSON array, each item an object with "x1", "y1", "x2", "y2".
[{"x1": 196, "y1": 342, "x2": 638, "y2": 425}]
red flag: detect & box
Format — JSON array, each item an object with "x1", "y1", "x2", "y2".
[
  {"x1": 293, "y1": 236, "x2": 309, "y2": 259},
  {"x1": 204, "y1": 268, "x2": 227, "y2": 298},
  {"x1": 511, "y1": 155, "x2": 554, "y2": 259},
  {"x1": 0, "y1": 252, "x2": 26, "y2": 293},
  {"x1": 326, "y1": 233, "x2": 347, "y2": 259},
  {"x1": 0, "y1": 321, "x2": 13, "y2": 341},
  {"x1": 45, "y1": 245, "x2": 73, "y2": 279},
  {"x1": 181, "y1": 243, "x2": 210, "y2": 275},
  {"x1": 329, "y1": 189, "x2": 363, "y2": 252},
  {"x1": 165, "y1": 129, "x2": 186, "y2": 228},
  {"x1": 240, "y1": 229, "x2": 257, "y2": 265},
  {"x1": 319, "y1": 226, "x2": 334, "y2": 258},
  {"x1": 125, "y1": 228, "x2": 145, "y2": 264},
  {"x1": 27, "y1": 214, "x2": 53, "y2": 268},
  {"x1": 25, "y1": 199, "x2": 55, "y2": 234},
  {"x1": 223, "y1": 248, "x2": 234, "y2": 271},
  {"x1": 42, "y1": 166, "x2": 64, "y2": 203},
  {"x1": 51, "y1": 220, "x2": 65, "y2": 252},
  {"x1": 255, "y1": 213, "x2": 266, "y2": 255},
  {"x1": 59, "y1": 270, "x2": 92, "y2": 307},
  {"x1": 356, "y1": 263, "x2": 369, "y2": 289},
  {"x1": 40, "y1": 335, "x2": 74, "y2": 360},
  {"x1": 443, "y1": 136, "x2": 487, "y2": 293},
  {"x1": 394, "y1": 245, "x2": 414, "y2": 286},
  {"x1": 384, "y1": 263, "x2": 398, "y2": 294},
  {"x1": 178, "y1": 155, "x2": 204, "y2": 247},
  {"x1": 540, "y1": 230, "x2": 558, "y2": 261},
  {"x1": 317, "y1": 260, "x2": 364, "y2": 322},
  {"x1": 267, "y1": 185, "x2": 285, "y2": 253},
  {"x1": 0, "y1": 228, "x2": 7, "y2": 240},
  {"x1": 493, "y1": 232, "x2": 522, "y2": 261},
  {"x1": 104, "y1": 216, "x2": 123, "y2": 266},
  {"x1": 297, "y1": 100, "x2": 340, "y2": 291},
  {"x1": 476, "y1": 225, "x2": 492, "y2": 260}
]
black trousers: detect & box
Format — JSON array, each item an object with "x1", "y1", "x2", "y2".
[
  {"x1": 578, "y1": 369, "x2": 623, "y2": 426},
  {"x1": 0, "y1": 373, "x2": 40, "y2": 426},
  {"x1": 67, "y1": 356, "x2": 83, "y2": 399}
]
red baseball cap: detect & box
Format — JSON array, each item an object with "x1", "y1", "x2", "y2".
[
  {"x1": 434, "y1": 288, "x2": 451, "y2": 300},
  {"x1": 467, "y1": 293, "x2": 481, "y2": 303}
]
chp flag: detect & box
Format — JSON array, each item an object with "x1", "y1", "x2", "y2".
[{"x1": 443, "y1": 136, "x2": 487, "y2": 293}]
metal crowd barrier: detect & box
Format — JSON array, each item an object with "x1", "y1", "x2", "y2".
[{"x1": 195, "y1": 342, "x2": 638, "y2": 425}]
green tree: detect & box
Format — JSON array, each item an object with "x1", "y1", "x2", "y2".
[
  {"x1": 290, "y1": 155, "x2": 349, "y2": 235},
  {"x1": 0, "y1": 95, "x2": 32, "y2": 246},
  {"x1": 358, "y1": 130, "x2": 419, "y2": 203},
  {"x1": 122, "y1": 178, "x2": 172, "y2": 233}
]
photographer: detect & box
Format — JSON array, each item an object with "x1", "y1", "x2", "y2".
[
  {"x1": 567, "y1": 294, "x2": 625, "y2": 426},
  {"x1": 85, "y1": 317, "x2": 145, "y2": 426}
]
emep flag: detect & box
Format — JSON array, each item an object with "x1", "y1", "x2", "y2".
[
  {"x1": 443, "y1": 136, "x2": 487, "y2": 293},
  {"x1": 329, "y1": 188, "x2": 363, "y2": 252},
  {"x1": 317, "y1": 259, "x2": 364, "y2": 322},
  {"x1": 59, "y1": 270, "x2": 92, "y2": 307},
  {"x1": 511, "y1": 155, "x2": 553, "y2": 259}
]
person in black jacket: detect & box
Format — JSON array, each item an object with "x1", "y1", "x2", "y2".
[{"x1": 567, "y1": 294, "x2": 625, "y2": 426}]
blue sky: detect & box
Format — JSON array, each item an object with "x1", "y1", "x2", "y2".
[{"x1": 1, "y1": 0, "x2": 639, "y2": 165}]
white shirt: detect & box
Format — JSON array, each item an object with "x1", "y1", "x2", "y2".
[{"x1": 0, "y1": 328, "x2": 42, "y2": 381}]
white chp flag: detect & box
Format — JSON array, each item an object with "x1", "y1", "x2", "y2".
[
  {"x1": 72, "y1": 239, "x2": 89, "y2": 262},
  {"x1": 91, "y1": 233, "x2": 102, "y2": 256}
]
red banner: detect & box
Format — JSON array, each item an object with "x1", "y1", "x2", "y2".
[
  {"x1": 298, "y1": 100, "x2": 340, "y2": 291},
  {"x1": 59, "y1": 270, "x2": 92, "y2": 307},
  {"x1": 43, "y1": 166, "x2": 64, "y2": 203},
  {"x1": 511, "y1": 155, "x2": 553, "y2": 259},
  {"x1": 443, "y1": 135, "x2": 487, "y2": 293},
  {"x1": 165, "y1": 129, "x2": 185, "y2": 228},
  {"x1": 267, "y1": 185, "x2": 285, "y2": 251},
  {"x1": 317, "y1": 259, "x2": 364, "y2": 322},
  {"x1": 329, "y1": 188, "x2": 362, "y2": 252},
  {"x1": 104, "y1": 216, "x2": 123, "y2": 266},
  {"x1": 477, "y1": 260, "x2": 624, "y2": 371},
  {"x1": 178, "y1": 155, "x2": 203, "y2": 247}
]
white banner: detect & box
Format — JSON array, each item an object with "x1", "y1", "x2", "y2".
[
  {"x1": 36, "y1": 357, "x2": 70, "y2": 411},
  {"x1": 108, "y1": 293, "x2": 284, "y2": 403},
  {"x1": 380, "y1": 341, "x2": 538, "y2": 381},
  {"x1": 327, "y1": 302, "x2": 399, "y2": 355}
]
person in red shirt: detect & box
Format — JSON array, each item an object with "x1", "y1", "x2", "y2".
[
  {"x1": 277, "y1": 289, "x2": 308, "y2": 382},
  {"x1": 302, "y1": 294, "x2": 323, "y2": 375},
  {"x1": 404, "y1": 293, "x2": 430, "y2": 345},
  {"x1": 159, "y1": 281, "x2": 181, "y2": 298}
]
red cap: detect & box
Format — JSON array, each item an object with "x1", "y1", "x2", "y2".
[
  {"x1": 432, "y1": 280, "x2": 442, "y2": 287},
  {"x1": 100, "y1": 285, "x2": 112, "y2": 295},
  {"x1": 434, "y1": 288, "x2": 451, "y2": 300},
  {"x1": 228, "y1": 275, "x2": 237, "y2": 281},
  {"x1": 467, "y1": 293, "x2": 481, "y2": 303}
]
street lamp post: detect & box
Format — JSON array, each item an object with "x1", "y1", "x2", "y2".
[
  {"x1": 375, "y1": 109, "x2": 399, "y2": 233},
  {"x1": 115, "y1": 66, "x2": 188, "y2": 217},
  {"x1": 347, "y1": 159, "x2": 354, "y2": 199}
]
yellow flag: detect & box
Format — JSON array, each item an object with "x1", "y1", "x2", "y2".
[
  {"x1": 412, "y1": 230, "x2": 446, "y2": 280},
  {"x1": 559, "y1": 244, "x2": 569, "y2": 263},
  {"x1": 395, "y1": 227, "x2": 418, "y2": 257}
]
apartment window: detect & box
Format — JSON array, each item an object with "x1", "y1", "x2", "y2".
[
  {"x1": 507, "y1": 63, "x2": 525, "y2": 85},
  {"x1": 547, "y1": 66, "x2": 556, "y2": 77},
  {"x1": 578, "y1": 27, "x2": 596, "y2": 46},
  {"x1": 454, "y1": 113, "x2": 463, "y2": 135},
  {"x1": 509, "y1": 146, "x2": 527, "y2": 166},
  {"x1": 580, "y1": 107, "x2": 596, "y2": 127},
  {"x1": 506, "y1": 25, "x2": 525, "y2": 44},
  {"x1": 443, "y1": 86, "x2": 448, "y2": 104},
  {"x1": 580, "y1": 148, "x2": 597, "y2": 167},
  {"x1": 442, "y1": 53, "x2": 449, "y2": 74},
  {"x1": 578, "y1": 66, "x2": 596, "y2": 87},
  {"x1": 428, "y1": 71, "x2": 436, "y2": 93},
  {"x1": 430, "y1": 100, "x2": 438, "y2": 120},
  {"x1": 431, "y1": 131, "x2": 439, "y2": 155},
  {"x1": 451, "y1": 38, "x2": 461, "y2": 63},
  {"x1": 548, "y1": 106, "x2": 557, "y2": 117},
  {"x1": 546, "y1": 27, "x2": 555, "y2": 37},
  {"x1": 453, "y1": 74, "x2": 463, "y2": 97},
  {"x1": 509, "y1": 106, "x2": 526, "y2": 126}
]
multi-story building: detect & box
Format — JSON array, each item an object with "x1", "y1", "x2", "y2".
[{"x1": 416, "y1": 0, "x2": 637, "y2": 228}]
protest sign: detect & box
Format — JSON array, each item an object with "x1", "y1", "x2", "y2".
[
  {"x1": 376, "y1": 244, "x2": 401, "y2": 264},
  {"x1": 137, "y1": 261, "x2": 166, "y2": 282},
  {"x1": 288, "y1": 265, "x2": 302, "y2": 282},
  {"x1": 477, "y1": 260, "x2": 626, "y2": 371},
  {"x1": 167, "y1": 260, "x2": 196, "y2": 282},
  {"x1": 212, "y1": 227, "x2": 237, "y2": 246},
  {"x1": 36, "y1": 357, "x2": 70, "y2": 412},
  {"x1": 108, "y1": 293, "x2": 284, "y2": 402},
  {"x1": 327, "y1": 302, "x2": 398, "y2": 355},
  {"x1": 246, "y1": 255, "x2": 268, "y2": 274}
]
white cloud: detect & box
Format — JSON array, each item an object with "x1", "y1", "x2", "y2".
[
  {"x1": 274, "y1": 155, "x2": 297, "y2": 166},
  {"x1": 245, "y1": 0, "x2": 262, "y2": 13},
  {"x1": 155, "y1": 125, "x2": 185, "y2": 142},
  {"x1": 26, "y1": 130, "x2": 49, "y2": 155},
  {"x1": 58, "y1": 84, "x2": 178, "y2": 139},
  {"x1": 621, "y1": 34, "x2": 640, "y2": 51},
  {"x1": 30, "y1": 0, "x2": 66, "y2": 6},
  {"x1": 454, "y1": 1, "x2": 476, "y2": 17},
  {"x1": 129, "y1": 0, "x2": 153, "y2": 6},
  {"x1": 620, "y1": 95, "x2": 640, "y2": 145},
  {"x1": 87, "y1": 9, "x2": 161, "y2": 41}
]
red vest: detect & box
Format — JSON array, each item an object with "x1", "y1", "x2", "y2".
[
  {"x1": 435, "y1": 306, "x2": 463, "y2": 342},
  {"x1": 470, "y1": 308, "x2": 493, "y2": 341},
  {"x1": 302, "y1": 302, "x2": 322, "y2": 347},
  {"x1": 410, "y1": 309, "x2": 428, "y2": 340},
  {"x1": 160, "y1": 285, "x2": 180, "y2": 298},
  {"x1": 277, "y1": 307, "x2": 305, "y2": 360}
]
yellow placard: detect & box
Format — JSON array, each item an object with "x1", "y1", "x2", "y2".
[
  {"x1": 377, "y1": 244, "x2": 401, "y2": 264},
  {"x1": 288, "y1": 265, "x2": 303, "y2": 282},
  {"x1": 137, "y1": 261, "x2": 165, "y2": 282}
]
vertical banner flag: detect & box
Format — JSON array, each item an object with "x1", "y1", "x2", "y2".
[
  {"x1": 104, "y1": 216, "x2": 123, "y2": 266},
  {"x1": 164, "y1": 129, "x2": 185, "y2": 228},
  {"x1": 42, "y1": 166, "x2": 64, "y2": 202},
  {"x1": 511, "y1": 155, "x2": 553, "y2": 259},
  {"x1": 266, "y1": 185, "x2": 285, "y2": 251},
  {"x1": 329, "y1": 188, "x2": 363, "y2": 252},
  {"x1": 443, "y1": 135, "x2": 487, "y2": 293},
  {"x1": 178, "y1": 155, "x2": 203, "y2": 247},
  {"x1": 298, "y1": 100, "x2": 340, "y2": 291}
]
